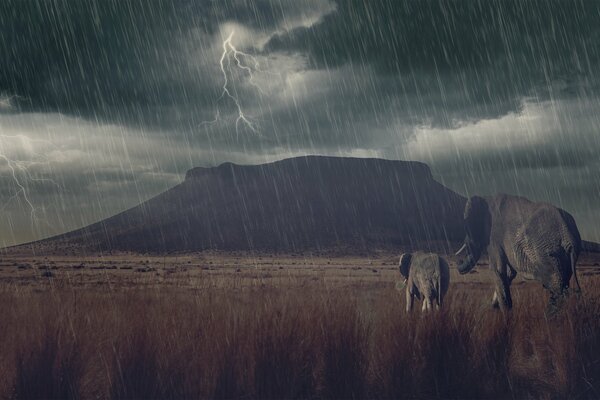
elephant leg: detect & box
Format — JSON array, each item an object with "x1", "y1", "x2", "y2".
[
  {"x1": 507, "y1": 264, "x2": 517, "y2": 284},
  {"x1": 491, "y1": 290, "x2": 499, "y2": 308},
  {"x1": 489, "y1": 252, "x2": 512, "y2": 310},
  {"x1": 491, "y1": 271, "x2": 512, "y2": 310},
  {"x1": 492, "y1": 265, "x2": 517, "y2": 308}
]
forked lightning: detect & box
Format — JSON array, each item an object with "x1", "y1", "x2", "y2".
[{"x1": 200, "y1": 31, "x2": 268, "y2": 138}]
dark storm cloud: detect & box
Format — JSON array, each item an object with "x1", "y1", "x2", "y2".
[
  {"x1": 1, "y1": 1, "x2": 192, "y2": 111},
  {"x1": 1, "y1": 0, "x2": 600, "y2": 244},
  {"x1": 0, "y1": 0, "x2": 318, "y2": 127},
  {"x1": 268, "y1": 1, "x2": 600, "y2": 71},
  {"x1": 4, "y1": 0, "x2": 599, "y2": 133},
  {"x1": 266, "y1": 0, "x2": 600, "y2": 122}
]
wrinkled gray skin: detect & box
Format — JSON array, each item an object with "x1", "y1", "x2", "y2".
[
  {"x1": 399, "y1": 252, "x2": 450, "y2": 313},
  {"x1": 457, "y1": 194, "x2": 581, "y2": 312}
]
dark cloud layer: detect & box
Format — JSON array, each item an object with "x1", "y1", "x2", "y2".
[
  {"x1": 269, "y1": 1, "x2": 600, "y2": 73},
  {"x1": 267, "y1": 0, "x2": 600, "y2": 123},
  {"x1": 1, "y1": 1, "x2": 217, "y2": 126},
  {"x1": 0, "y1": 0, "x2": 332, "y2": 127},
  {"x1": 0, "y1": 0, "x2": 599, "y2": 245},
  {"x1": 3, "y1": 0, "x2": 600, "y2": 130}
]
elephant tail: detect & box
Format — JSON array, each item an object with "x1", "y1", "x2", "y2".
[{"x1": 570, "y1": 247, "x2": 582, "y2": 294}]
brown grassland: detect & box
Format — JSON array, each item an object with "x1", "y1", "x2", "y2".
[{"x1": 0, "y1": 251, "x2": 600, "y2": 399}]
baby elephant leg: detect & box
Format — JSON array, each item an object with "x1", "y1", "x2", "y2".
[
  {"x1": 435, "y1": 291, "x2": 443, "y2": 310},
  {"x1": 406, "y1": 288, "x2": 414, "y2": 314},
  {"x1": 422, "y1": 297, "x2": 433, "y2": 312}
]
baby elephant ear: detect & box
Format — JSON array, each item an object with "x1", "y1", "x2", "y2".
[{"x1": 399, "y1": 253, "x2": 412, "y2": 277}]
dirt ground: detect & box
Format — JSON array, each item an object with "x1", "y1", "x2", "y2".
[{"x1": 1, "y1": 250, "x2": 598, "y2": 294}]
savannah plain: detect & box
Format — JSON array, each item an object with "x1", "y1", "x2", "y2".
[{"x1": 1, "y1": 249, "x2": 600, "y2": 399}]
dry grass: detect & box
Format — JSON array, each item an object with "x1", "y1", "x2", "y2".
[{"x1": 0, "y1": 273, "x2": 600, "y2": 400}]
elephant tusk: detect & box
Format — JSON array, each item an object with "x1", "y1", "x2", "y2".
[
  {"x1": 455, "y1": 243, "x2": 467, "y2": 256},
  {"x1": 403, "y1": 278, "x2": 407, "y2": 284}
]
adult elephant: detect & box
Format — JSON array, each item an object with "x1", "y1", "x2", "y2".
[{"x1": 455, "y1": 194, "x2": 581, "y2": 312}]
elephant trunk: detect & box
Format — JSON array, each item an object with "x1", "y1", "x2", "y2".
[{"x1": 458, "y1": 254, "x2": 477, "y2": 274}]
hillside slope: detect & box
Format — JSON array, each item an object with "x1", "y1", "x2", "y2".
[{"x1": 22, "y1": 156, "x2": 467, "y2": 253}]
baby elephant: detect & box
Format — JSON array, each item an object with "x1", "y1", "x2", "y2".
[{"x1": 398, "y1": 252, "x2": 450, "y2": 313}]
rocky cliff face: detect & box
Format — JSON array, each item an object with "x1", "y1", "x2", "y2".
[{"x1": 26, "y1": 156, "x2": 467, "y2": 253}]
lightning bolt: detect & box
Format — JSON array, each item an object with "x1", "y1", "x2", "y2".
[
  {"x1": 0, "y1": 133, "x2": 61, "y2": 231},
  {"x1": 0, "y1": 93, "x2": 26, "y2": 111},
  {"x1": 200, "y1": 31, "x2": 271, "y2": 139},
  {"x1": 0, "y1": 154, "x2": 36, "y2": 221}
]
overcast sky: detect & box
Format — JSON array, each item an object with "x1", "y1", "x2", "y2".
[{"x1": 1, "y1": 0, "x2": 600, "y2": 246}]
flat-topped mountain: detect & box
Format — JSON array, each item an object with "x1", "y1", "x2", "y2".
[{"x1": 19, "y1": 156, "x2": 467, "y2": 253}]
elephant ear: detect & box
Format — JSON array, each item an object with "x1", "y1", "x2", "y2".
[
  {"x1": 465, "y1": 196, "x2": 489, "y2": 230},
  {"x1": 464, "y1": 195, "x2": 492, "y2": 248},
  {"x1": 464, "y1": 196, "x2": 487, "y2": 220},
  {"x1": 399, "y1": 253, "x2": 412, "y2": 278}
]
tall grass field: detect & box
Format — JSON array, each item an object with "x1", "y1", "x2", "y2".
[{"x1": 1, "y1": 264, "x2": 600, "y2": 399}]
